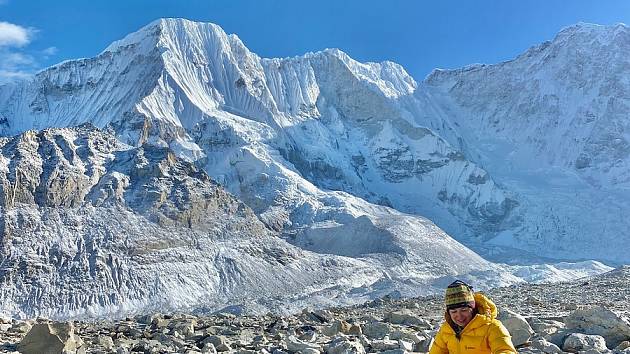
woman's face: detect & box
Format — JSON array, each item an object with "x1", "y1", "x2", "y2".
[{"x1": 448, "y1": 306, "x2": 474, "y2": 327}]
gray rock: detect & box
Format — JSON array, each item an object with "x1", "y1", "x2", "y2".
[
  {"x1": 0, "y1": 323, "x2": 12, "y2": 332},
  {"x1": 389, "y1": 329, "x2": 425, "y2": 344},
  {"x1": 565, "y1": 306, "x2": 630, "y2": 348},
  {"x1": 530, "y1": 338, "x2": 562, "y2": 354},
  {"x1": 313, "y1": 310, "x2": 334, "y2": 322},
  {"x1": 201, "y1": 342, "x2": 218, "y2": 353},
  {"x1": 497, "y1": 308, "x2": 534, "y2": 346},
  {"x1": 370, "y1": 338, "x2": 399, "y2": 351},
  {"x1": 528, "y1": 317, "x2": 565, "y2": 337},
  {"x1": 615, "y1": 341, "x2": 630, "y2": 351},
  {"x1": 96, "y1": 335, "x2": 115, "y2": 350},
  {"x1": 285, "y1": 335, "x2": 321, "y2": 352},
  {"x1": 415, "y1": 335, "x2": 434, "y2": 353},
  {"x1": 384, "y1": 310, "x2": 432, "y2": 328},
  {"x1": 9, "y1": 321, "x2": 32, "y2": 334},
  {"x1": 544, "y1": 328, "x2": 572, "y2": 348},
  {"x1": 398, "y1": 339, "x2": 414, "y2": 351},
  {"x1": 171, "y1": 319, "x2": 197, "y2": 337},
  {"x1": 562, "y1": 333, "x2": 607, "y2": 352},
  {"x1": 202, "y1": 334, "x2": 228, "y2": 348},
  {"x1": 17, "y1": 321, "x2": 85, "y2": 354},
  {"x1": 362, "y1": 321, "x2": 391, "y2": 339},
  {"x1": 326, "y1": 335, "x2": 366, "y2": 354},
  {"x1": 323, "y1": 320, "x2": 352, "y2": 337}
]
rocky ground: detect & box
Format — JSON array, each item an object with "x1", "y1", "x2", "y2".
[{"x1": 1, "y1": 266, "x2": 629, "y2": 354}]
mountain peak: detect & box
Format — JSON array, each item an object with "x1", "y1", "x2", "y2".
[
  {"x1": 552, "y1": 21, "x2": 629, "y2": 45},
  {"x1": 102, "y1": 18, "x2": 237, "y2": 55}
]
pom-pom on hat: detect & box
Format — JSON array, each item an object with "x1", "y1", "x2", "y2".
[{"x1": 445, "y1": 280, "x2": 475, "y2": 310}]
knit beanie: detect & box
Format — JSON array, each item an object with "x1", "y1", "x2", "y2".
[{"x1": 445, "y1": 280, "x2": 475, "y2": 310}]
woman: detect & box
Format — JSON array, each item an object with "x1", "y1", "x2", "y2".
[{"x1": 428, "y1": 280, "x2": 517, "y2": 354}]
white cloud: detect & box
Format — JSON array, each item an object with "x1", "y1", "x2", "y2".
[
  {"x1": 0, "y1": 22, "x2": 50, "y2": 84},
  {"x1": 0, "y1": 48, "x2": 36, "y2": 84},
  {"x1": 42, "y1": 46, "x2": 58, "y2": 56},
  {"x1": 3, "y1": 51, "x2": 35, "y2": 67},
  {"x1": 0, "y1": 21, "x2": 34, "y2": 47},
  {"x1": 0, "y1": 70, "x2": 32, "y2": 83}
]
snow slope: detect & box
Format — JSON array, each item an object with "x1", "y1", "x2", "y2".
[{"x1": 423, "y1": 23, "x2": 630, "y2": 262}]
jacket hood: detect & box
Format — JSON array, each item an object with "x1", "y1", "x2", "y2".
[
  {"x1": 474, "y1": 292, "x2": 497, "y2": 319},
  {"x1": 443, "y1": 292, "x2": 498, "y2": 333}
]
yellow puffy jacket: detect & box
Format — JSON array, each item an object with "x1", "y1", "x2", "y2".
[{"x1": 428, "y1": 292, "x2": 516, "y2": 354}]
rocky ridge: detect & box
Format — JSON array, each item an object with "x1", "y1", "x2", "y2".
[{"x1": 1, "y1": 266, "x2": 628, "y2": 353}]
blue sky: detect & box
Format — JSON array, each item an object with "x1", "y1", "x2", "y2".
[{"x1": 1, "y1": 0, "x2": 630, "y2": 83}]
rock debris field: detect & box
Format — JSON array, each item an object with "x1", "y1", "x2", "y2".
[{"x1": 1, "y1": 266, "x2": 629, "y2": 354}]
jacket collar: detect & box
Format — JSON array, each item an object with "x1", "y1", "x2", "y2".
[{"x1": 443, "y1": 313, "x2": 492, "y2": 335}]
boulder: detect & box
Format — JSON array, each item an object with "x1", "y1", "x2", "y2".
[
  {"x1": 530, "y1": 338, "x2": 562, "y2": 354},
  {"x1": 201, "y1": 342, "x2": 218, "y2": 353},
  {"x1": 565, "y1": 306, "x2": 630, "y2": 348},
  {"x1": 96, "y1": 335, "x2": 115, "y2": 350},
  {"x1": 323, "y1": 320, "x2": 352, "y2": 336},
  {"x1": 562, "y1": 333, "x2": 607, "y2": 352},
  {"x1": 327, "y1": 338, "x2": 366, "y2": 354},
  {"x1": 389, "y1": 329, "x2": 425, "y2": 344},
  {"x1": 370, "y1": 338, "x2": 399, "y2": 351},
  {"x1": 544, "y1": 328, "x2": 572, "y2": 348},
  {"x1": 615, "y1": 341, "x2": 630, "y2": 351},
  {"x1": 362, "y1": 321, "x2": 391, "y2": 339},
  {"x1": 528, "y1": 317, "x2": 565, "y2": 337},
  {"x1": 9, "y1": 321, "x2": 32, "y2": 334},
  {"x1": 326, "y1": 334, "x2": 366, "y2": 354},
  {"x1": 312, "y1": 309, "x2": 334, "y2": 323},
  {"x1": 384, "y1": 310, "x2": 432, "y2": 328},
  {"x1": 497, "y1": 308, "x2": 534, "y2": 346},
  {"x1": 415, "y1": 335, "x2": 434, "y2": 353},
  {"x1": 398, "y1": 339, "x2": 414, "y2": 351},
  {"x1": 170, "y1": 319, "x2": 197, "y2": 337},
  {"x1": 201, "y1": 335, "x2": 230, "y2": 352},
  {"x1": 285, "y1": 335, "x2": 322, "y2": 353},
  {"x1": 348, "y1": 324, "x2": 362, "y2": 336},
  {"x1": 17, "y1": 321, "x2": 85, "y2": 354}
]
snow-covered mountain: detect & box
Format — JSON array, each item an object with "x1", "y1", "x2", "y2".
[
  {"x1": 0, "y1": 18, "x2": 624, "y2": 318},
  {"x1": 1, "y1": 126, "x2": 523, "y2": 319},
  {"x1": 0, "y1": 19, "x2": 514, "y2": 253},
  {"x1": 423, "y1": 22, "x2": 630, "y2": 262}
]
